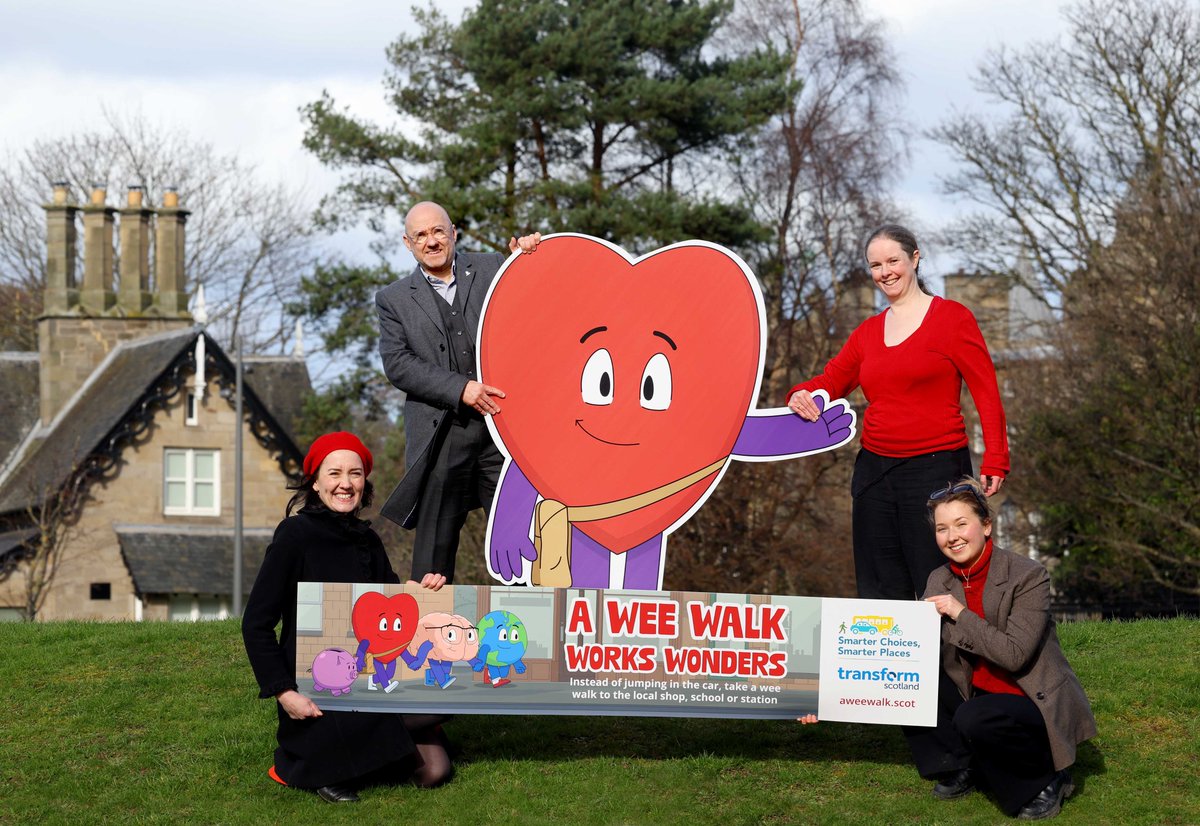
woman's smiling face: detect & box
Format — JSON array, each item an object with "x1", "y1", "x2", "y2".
[
  {"x1": 312, "y1": 449, "x2": 365, "y2": 513},
  {"x1": 933, "y1": 499, "x2": 992, "y2": 567}
]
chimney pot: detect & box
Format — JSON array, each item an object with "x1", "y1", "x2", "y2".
[
  {"x1": 90, "y1": 185, "x2": 107, "y2": 206},
  {"x1": 52, "y1": 182, "x2": 70, "y2": 205},
  {"x1": 162, "y1": 187, "x2": 179, "y2": 208},
  {"x1": 127, "y1": 185, "x2": 144, "y2": 207}
]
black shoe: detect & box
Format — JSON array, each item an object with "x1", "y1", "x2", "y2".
[
  {"x1": 316, "y1": 784, "x2": 360, "y2": 803},
  {"x1": 932, "y1": 768, "x2": 975, "y2": 800},
  {"x1": 1017, "y1": 770, "x2": 1075, "y2": 820}
]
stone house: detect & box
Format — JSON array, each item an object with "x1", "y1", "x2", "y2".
[{"x1": 0, "y1": 184, "x2": 310, "y2": 621}]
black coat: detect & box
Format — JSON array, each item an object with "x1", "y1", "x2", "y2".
[
  {"x1": 242, "y1": 506, "x2": 414, "y2": 788},
  {"x1": 374, "y1": 251, "x2": 505, "y2": 527}
]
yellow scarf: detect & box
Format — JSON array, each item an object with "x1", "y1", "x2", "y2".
[
  {"x1": 359, "y1": 643, "x2": 409, "y2": 676},
  {"x1": 531, "y1": 457, "x2": 727, "y2": 586}
]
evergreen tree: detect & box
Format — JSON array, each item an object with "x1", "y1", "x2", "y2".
[{"x1": 301, "y1": 0, "x2": 791, "y2": 253}]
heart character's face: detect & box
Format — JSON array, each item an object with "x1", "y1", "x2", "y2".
[
  {"x1": 351, "y1": 591, "x2": 419, "y2": 664},
  {"x1": 480, "y1": 236, "x2": 763, "y2": 552}
]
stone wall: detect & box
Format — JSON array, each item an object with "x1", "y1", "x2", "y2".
[{"x1": 37, "y1": 316, "x2": 191, "y2": 425}]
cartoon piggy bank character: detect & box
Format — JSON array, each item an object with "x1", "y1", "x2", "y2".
[
  {"x1": 410, "y1": 611, "x2": 479, "y2": 689},
  {"x1": 470, "y1": 610, "x2": 527, "y2": 688},
  {"x1": 310, "y1": 647, "x2": 358, "y2": 697},
  {"x1": 351, "y1": 591, "x2": 428, "y2": 693},
  {"x1": 479, "y1": 234, "x2": 856, "y2": 589}
]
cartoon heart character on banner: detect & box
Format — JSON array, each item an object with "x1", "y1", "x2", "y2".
[
  {"x1": 479, "y1": 234, "x2": 856, "y2": 590},
  {"x1": 351, "y1": 591, "x2": 426, "y2": 693}
]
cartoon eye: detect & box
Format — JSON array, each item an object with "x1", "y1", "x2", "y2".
[
  {"x1": 581, "y1": 349, "x2": 614, "y2": 405},
  {"x1": 445, "y1": 628, "x2": 459, "y2": 643},
  {"x1": 392, "y1": 617, "x2": 403, "y2": 632},
  {"x1": 640, "y1": 353, "x2": 672, "y2": 411},
  {"x1": 378, "y1": 618, "x2": 387, "y2": 632},
  {"x1": 467, "y1": 629, "x2": 478, "y2": 643},
  {"x1": 511, "y1": 628, "x2": 522, "y2": 643},
  {"x1": 498, "y1": 628, "x2": 509, "y2": 642}
]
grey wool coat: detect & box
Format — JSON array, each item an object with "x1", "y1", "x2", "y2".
[
  {"x1": 374, "y1": 251, "x2": 505, "y2": 528},
  {"x1": 924, "y1": 547, "x2": 1098, "y2": 771}
]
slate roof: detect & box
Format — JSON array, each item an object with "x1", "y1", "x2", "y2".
[
  {"x1": 0, "y1": 353, "x2": 40, "y2": 473},
  {"x1": 0, "y1": 328, "x2": 197, "y2": 515},
  {"x1": 242, "y1": 355, "x2": 311, "y2": 447},
  {"x1": 116, "y1": 524, "x2": 273, "y2": 596},
  {"x1": 0, "y1": 329, "x2": 310, "y2": 516}
]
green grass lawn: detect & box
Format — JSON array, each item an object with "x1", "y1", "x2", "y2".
[{"x1": 1, "y1": 618, "x2": 1196, "y2": 825}]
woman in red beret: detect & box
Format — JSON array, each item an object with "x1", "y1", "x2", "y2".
[{"x1": 242, "y1": 432, "x2": 450, "y2": 803}]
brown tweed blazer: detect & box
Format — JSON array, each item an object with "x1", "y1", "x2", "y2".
[{"x1": 924, "y1": 547, "x2": 1098, "y2": 770}]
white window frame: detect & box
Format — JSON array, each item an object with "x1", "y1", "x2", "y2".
[
  {"x1": 168, "y1": 594, "x2": 229, "y2": 622},
  {"x1": 163, "y1": 448, "x2": 221, "y2": 516},
  {"x1": 297, "y1": 582, "x2": 324, "y2": 634}
]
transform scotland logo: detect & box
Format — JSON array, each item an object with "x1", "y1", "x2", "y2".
[{"x1": 836, "y1": 665, "x2": 921, "y2": 691}]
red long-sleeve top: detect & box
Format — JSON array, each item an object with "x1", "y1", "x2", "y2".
[
  {"x1": 789, "y1": 297, "x2": 1010, "y2": 478},
  {"x1": 953, "y1": 538, "x2": 1025, "y2": 696}
]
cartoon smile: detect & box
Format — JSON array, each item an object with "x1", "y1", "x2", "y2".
[{"x1": 575, "y1": 419, "x2": 639, "y2": 447}]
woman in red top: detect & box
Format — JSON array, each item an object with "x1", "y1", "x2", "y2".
[
  {"x1": 910, "y1": 478, "x2": 1096, "y2": 820},
  {"x1": 788, "y1": 224, "x2": 1009, "y2": 599}
]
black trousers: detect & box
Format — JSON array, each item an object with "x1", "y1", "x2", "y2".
[
  {"x1": 851, "y1": 446, "x2": 974, "y2": 599},
  {"x1": 411, "y1": 415, "x2": 503, "y2": 583},
  {"x1": 905, "y1": 673, "x2": 1058, "y2": 816}
]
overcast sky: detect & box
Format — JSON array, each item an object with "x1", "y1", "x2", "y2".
[{"x1": 0, "y1": 0, "x2": 1069, "y2": 279}]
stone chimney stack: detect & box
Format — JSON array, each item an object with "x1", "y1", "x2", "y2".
[
  {"x1": 154, "y1": 187, "x2": 190, "y2": 316},
  {"x1": 42, "y1": 182, "x2": 79, "y2": 314},
  {"x1": 80, "y1": 184, "x2": 116, "y2": 314},
  {"x1": 37, "y1": 184, "x2": 194, "y2": 425},
  {"x1": 117, "y1": 185, "x2": 153, "y2": 313}
]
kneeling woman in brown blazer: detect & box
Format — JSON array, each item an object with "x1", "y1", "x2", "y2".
[{"x1": 908, "y1": 477, "x2": 1097, "y2": 820}]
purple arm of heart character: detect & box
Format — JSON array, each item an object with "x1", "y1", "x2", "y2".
[{"x1": 486, "y1": 391, "x2": 854, "y2": 584}]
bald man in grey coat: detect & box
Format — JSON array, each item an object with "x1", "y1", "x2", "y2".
[{"x1": 376, "y1": 201, "x2": 540, "y2": 583}]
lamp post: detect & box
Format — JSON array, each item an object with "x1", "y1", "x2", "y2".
[{"x1": 233, "y1": 339, "x2": 244, "y2": 617}]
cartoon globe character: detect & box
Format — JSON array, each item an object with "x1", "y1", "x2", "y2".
[{"x1": 470, "y1": 610, "x2": 527, "y2": 687}]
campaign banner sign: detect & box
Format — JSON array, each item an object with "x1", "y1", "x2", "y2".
[
  {"x1": 817, "y1": 598, "x2": 941, "y2": 726},
  {"x1": 294, "y1": 582, "x2": 939, "y2": 725}
]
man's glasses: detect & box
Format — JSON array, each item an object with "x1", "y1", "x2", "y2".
[{"x1": 407, "y1": 226, "x2": 452, "y2": 248}]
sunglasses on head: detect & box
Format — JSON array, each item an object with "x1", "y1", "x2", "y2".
[{"x1": 928, "y1": 482, "x2": 988, "y2": 510}]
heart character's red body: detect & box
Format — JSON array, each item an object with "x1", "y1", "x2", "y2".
[
  {"x1": 351, "y1": 591, "x2": 419, "y2": 664},
  {"x1": 480, "y1": 236, "x2": 762, "y2": 553}
]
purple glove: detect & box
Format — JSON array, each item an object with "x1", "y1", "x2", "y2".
[
  {"x1": 732, "y1": 392, "x2": 856, "y2": 459},
  {"x1": 487, "y1": 462, "x2": 540, "y2": 583}
]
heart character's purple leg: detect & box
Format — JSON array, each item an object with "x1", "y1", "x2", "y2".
[
  {"x1": 569, "y1": 528, "x2": 613, "y2": 587},
  {"x1": 621, "y1": 535, "x2": 665, "y2": 590}
]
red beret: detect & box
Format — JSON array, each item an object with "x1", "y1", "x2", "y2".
[{"x1": 304, "y1": 431, "x2": 373, "y2": 478}]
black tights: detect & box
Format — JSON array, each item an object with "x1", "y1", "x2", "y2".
[{"x1": 403, "y1": 714, "x2": 453, "y2": 788}]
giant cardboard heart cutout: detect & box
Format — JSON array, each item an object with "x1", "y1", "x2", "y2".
[
  {"x1": 479, "y1": 235, "x2": 763, "y2": 552},
  {"x1": 351, "y1": 591, "x2": 419, "y2": 664}
]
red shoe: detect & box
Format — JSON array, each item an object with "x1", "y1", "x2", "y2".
[
  {"x1": 483, "y1": 669, "x2": 492, "y2": 685},
  {"x1": 492, "y1": 678, "x2": 511, "y2": 688},
  {"x1": 268, "y1": 765, "x2": 288, "y2": 786}
]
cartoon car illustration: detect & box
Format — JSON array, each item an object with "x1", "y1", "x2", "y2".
[{"x1": 850, "y1": 620, "x2": 878, "y2": 635}]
